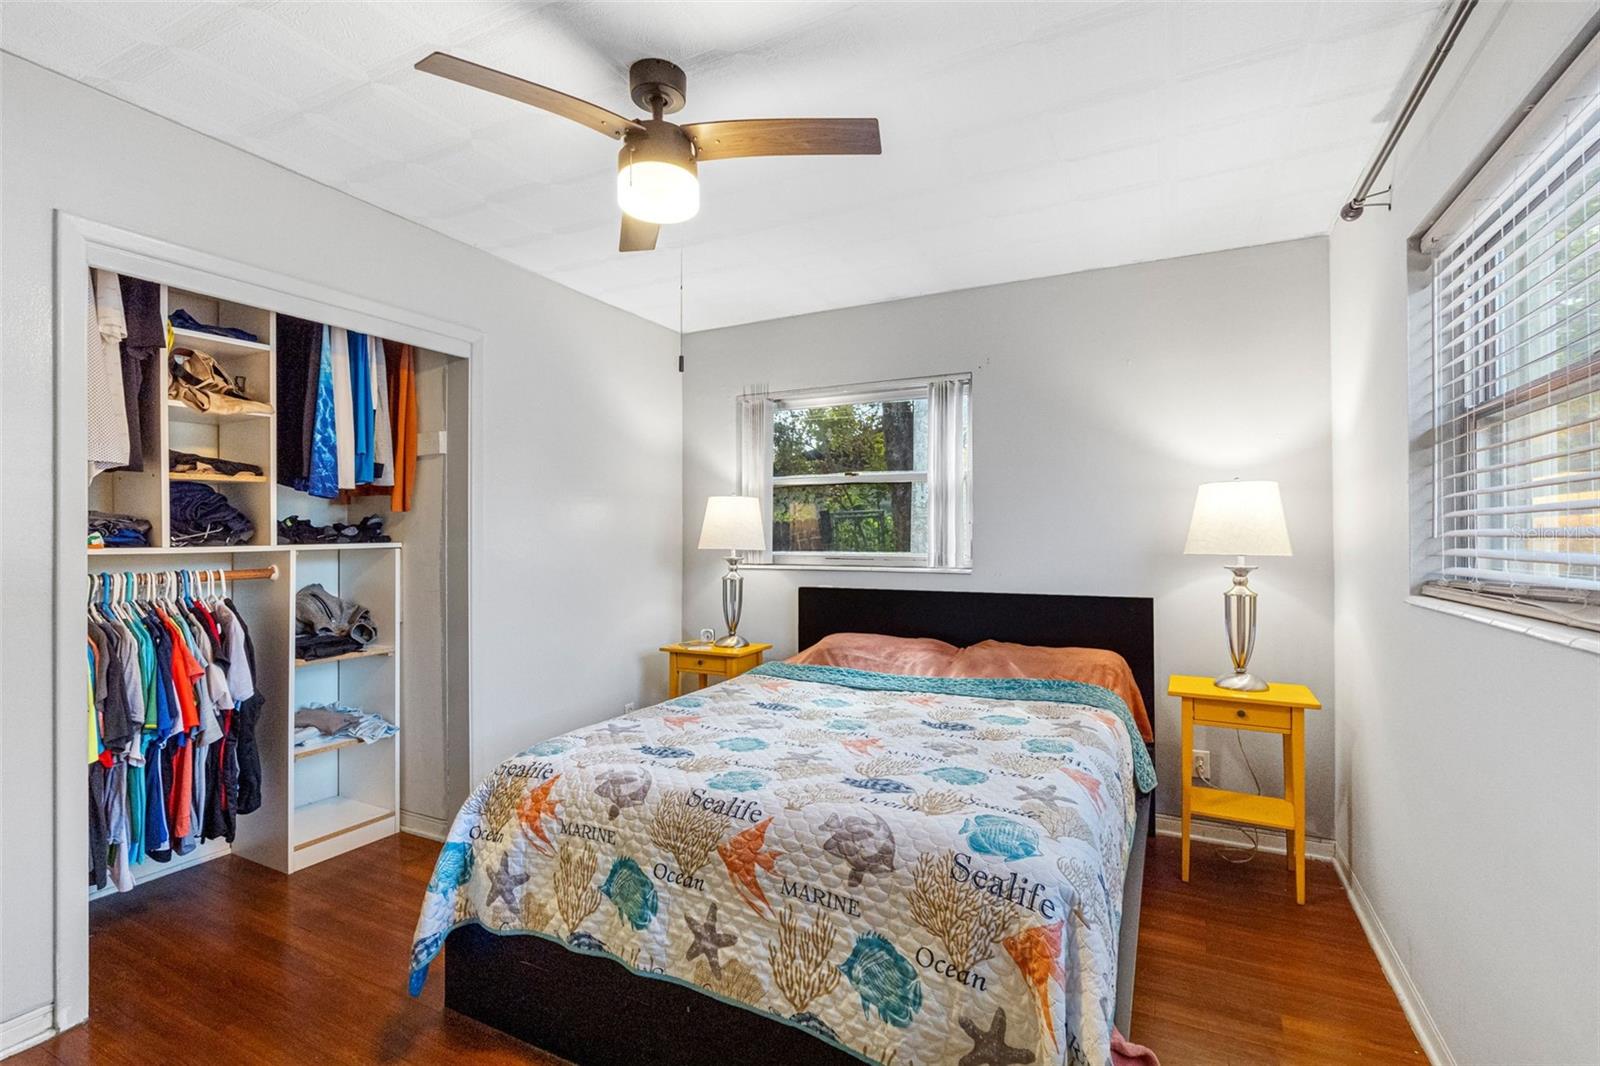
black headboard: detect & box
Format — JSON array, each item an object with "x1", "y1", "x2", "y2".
[{"x1": 796, "y1": 586, "x2": 1155, "y2": 736}]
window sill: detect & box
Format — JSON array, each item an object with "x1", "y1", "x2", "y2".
[
  {"x1": 1405, "y1": 595, "x2": 1600, "y2": 656},
  {"x1": 746, "y1": 563, "x2": 973, "y2": 575}
]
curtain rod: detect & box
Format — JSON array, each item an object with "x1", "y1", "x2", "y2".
[{"x1": 1340, "y1": 0, "x2": 1478, "y2": 222}]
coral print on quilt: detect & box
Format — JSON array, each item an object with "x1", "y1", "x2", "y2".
[{"x1": 409, "y1": 663, "x2": 1156, "y2": 1066}]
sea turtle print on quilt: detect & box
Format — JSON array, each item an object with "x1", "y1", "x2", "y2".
[{"x1": 409, "y1": 663, "x2": 1155, "y2": 1066}]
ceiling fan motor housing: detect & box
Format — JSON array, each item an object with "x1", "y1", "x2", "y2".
[
  {"x1": 629, "y1": 58, "x2": 687, "y2": 115},
  {"x1": 619, "y1": 120, "x2": 698, "y2": 175}
]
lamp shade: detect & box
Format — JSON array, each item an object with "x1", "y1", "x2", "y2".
[
  {"x1": 1184, "y1": 480, "x2": 1293, "y2": 557},
  {"x1": 699, "y1": 495, "x2": 765, "y2": 552}
]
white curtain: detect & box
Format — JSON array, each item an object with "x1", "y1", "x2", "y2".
[
  {"x1": 926, "y1": 375, "x2": 971, "y2": 569},
  {"x1": 735, "y1": 390, "x2": 775, "y2": 563}
]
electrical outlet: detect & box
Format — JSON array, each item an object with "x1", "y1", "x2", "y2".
[
  {"x1": 623, "y1": 701, "x2": 636, "y2": 713},
  {"x1": 1191, "y1": 749, "x2": 1211, "y2": 781}
]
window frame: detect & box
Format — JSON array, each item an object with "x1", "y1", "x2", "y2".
[
  {"x1": 751, "y1": 375, "x2": 971, "y2": 572},
  {"x1": 1410, "y1": 35, "x2": 1600, "y2": 634}
]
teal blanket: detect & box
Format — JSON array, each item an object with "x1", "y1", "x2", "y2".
[{"x1": 750, "y1": 662, "x2": 1157, "y2": 793}]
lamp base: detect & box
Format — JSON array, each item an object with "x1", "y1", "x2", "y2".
[
  {"x1": 713, "y1": 634, "x2": 749, "y2": 649},
  {"x1": 1215, "y1": 671, "x2": 1269, "y2": 692}
]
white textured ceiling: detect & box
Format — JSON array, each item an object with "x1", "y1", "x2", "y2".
[{"x1": 2, "y1": 1, "x2": 1441, "y2": 330}]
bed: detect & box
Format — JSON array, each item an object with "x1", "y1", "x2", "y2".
[{"x1": 415, "y1": 588, "x2": 1156, "y2": 1065}]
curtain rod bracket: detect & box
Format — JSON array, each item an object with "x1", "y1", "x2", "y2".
[{"x1": 1340, "y1": 187, "x2": 1393, "y2": 221}]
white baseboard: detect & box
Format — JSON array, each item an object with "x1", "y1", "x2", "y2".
[
  {"x1": 1154, "y1": 813, "x2": 1336, "y2": 862},
  {"x1": 399, "y1": 810, "x2": 449, "y2": 841},
  {"x1": 0, "y1": 1005, "x2": 55, "y2": 1059},
  {"x1": 1334, "y1": 847, "x2": 1453, "y2": 1066}
]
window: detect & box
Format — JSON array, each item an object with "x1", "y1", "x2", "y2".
[
  {"x1": 1414, "y1": 51, "x2": 1600, "y2": 632},
  {"x1": 737, "y1": 376, "x2": 971, "y2": 569}
]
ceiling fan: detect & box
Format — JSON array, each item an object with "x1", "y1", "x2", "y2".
[{"x1": 415, "y1": 52, "x2": 882, "y2": 252}]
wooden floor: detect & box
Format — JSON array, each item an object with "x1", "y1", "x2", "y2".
[{"x1": 16, "y1": 832, "x2": 1421, "y2": 1065}]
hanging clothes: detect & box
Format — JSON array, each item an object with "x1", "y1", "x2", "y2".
[
  {"x1": 305, "y1": 326, "x2": 340, "y2": 499},
  {"x1": 330, "y1": 327, "x2": 357, "y2": 491},
  {"x1": 387, "y1": 341, "x2": 418, "y2": 511},
  {"x1": 369, "y1": 338, "x2": 395, "y2": 487},
  {"x1": 86, "y1": 572, "x2": 265, "y2": 890},
  {"x1": 87, "y1": 271, "x2": 131, "y2": 481},
  {"x1": 274, "y1": 314, "x2": 322, "y2": 490},
  {"x1": 117, "y1": 275, "x2": 162, "y2": 473},
  {"x1": 348, "y1": 332, "x2": 375, "y2": 485}
]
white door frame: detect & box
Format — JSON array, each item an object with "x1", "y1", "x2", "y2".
[{"x1": 50, "y1": 212, "x2": 485, "y2": 1036}]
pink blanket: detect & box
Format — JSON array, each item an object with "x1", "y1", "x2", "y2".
[{"x1": 1113, "y1": 1028, "x2": 1160, "y2": 1065}]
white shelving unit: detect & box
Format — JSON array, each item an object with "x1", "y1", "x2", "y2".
[
  {"x1": 285, "y1": 545, "x2": 401, "y2": 871},
  {"x1": 87, "y1": 280, "x2": 405, "y2": 881}
]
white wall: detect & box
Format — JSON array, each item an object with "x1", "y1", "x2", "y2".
[
  {"x1": 0, "y1": 56, "x2": 682, "y2": 1035},
  {"x1": 1329, "y1": 3, "x2": 1600, "y2": 1062},
  {"x1": 682, "y1": 237, "x2": 1336, "y2": 842}
]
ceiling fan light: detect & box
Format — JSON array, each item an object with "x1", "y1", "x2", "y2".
[
  {"x1": 618, "y1": 159, "x2": 699, "y2": 224},
  {"x1": 617, "y1": 120, "x2": 699, "y2": 225}
]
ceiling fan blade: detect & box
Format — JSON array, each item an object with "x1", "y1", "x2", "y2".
[
  {"x1": 620, "y1": 214, "x2": 660, "y2": 253},
  {"x1": 415, "y1": 52, "x2": 642, "y2": 140},
  {"x1": 683, "y1": 118, "x2": 881, "y2": 161}
]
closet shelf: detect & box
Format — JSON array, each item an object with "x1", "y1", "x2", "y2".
[
  {"x1": 295, "y1": 644, "x2": 394, "y2": 667},
  {"x1": 169, "y1": 471, "x2": 268, "y2": 484},
  {"x1": 293, "y1": 734, "x2": 393, "y2": 760},
  {"x1": 292, "y1": 797, "x2": 394, "y2": 851},
  {"x1": 87, "y1": 542, "x2": 403, "y2": 557},
  {"x1": 88, "y1": 544, "x2": 283, "y2": 557},
  {"x1": 167, "y1": 401, "x2": 272, "y2": 426},
  {"x1": 170, "y1": 327, "x2": 271, "y2": 359}
]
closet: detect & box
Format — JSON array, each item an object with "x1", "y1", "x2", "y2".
[{"x1": 86, "y1": 271, "x2": 468, "y2": 885}]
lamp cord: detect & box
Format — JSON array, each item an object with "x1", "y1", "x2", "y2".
[{"x1": 1214, "y1": 731, "x2": 1263, "y2": 864}]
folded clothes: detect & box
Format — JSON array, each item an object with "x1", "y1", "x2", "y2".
[
  {"x1": 170, "y1": 449, "x2": 263, "y2": 479},
  {"x1": 169, "y1": 348, "x2": 270, "y2": 415},
  {"x1": 88, "y1": 511, "x2": 152, "y2": 547},
  {"x1": 278, "y1": 514, "x2": 390, "y2": 544},
  {"x1": 169, "y1": 308, "x2": 259, "y2": 343},
  {"x1": 296, "y1": 583, "x2": 376, "y2": 644},
  {"x1": 170, "y1": 482, "x2": 255, "y2": 546},
  {"x1": 295, "y1": 632, "x2": 365, "y2": 661},
  {"x1": 293, "y1": 703, "x2": 397, "y2": 747}
]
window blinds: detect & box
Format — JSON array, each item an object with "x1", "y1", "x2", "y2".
[{"x1": 1420, "y1": 53, "x2": 1600, "y2": 631}]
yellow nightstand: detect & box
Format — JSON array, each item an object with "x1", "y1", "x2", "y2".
[
  {"x1": 1168, "y1": 674, "x2": 1322, "y2": 903},
  {"x1": 662, "y1": 642, "x2": 773, "y2": 697}
]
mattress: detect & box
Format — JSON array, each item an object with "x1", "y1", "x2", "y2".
[{"x1": 410, "y1": 662, "x2": 1156, "y2": 1066}]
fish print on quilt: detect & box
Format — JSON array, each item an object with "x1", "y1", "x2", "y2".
[{"x1": 409, "y1": 663, "x2": 1155, "y2": 1066}]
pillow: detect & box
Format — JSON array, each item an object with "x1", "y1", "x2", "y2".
[
  {"x1": 950, "y1": 640, "x2": 1153, "y2": 741},
  {"x1": 787, "y1": 632, "x2": 958, "y2": 676}
]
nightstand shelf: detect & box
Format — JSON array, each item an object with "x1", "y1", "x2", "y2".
[
  {"x1": 1188, "y1": 787, "x2": 1294, "y2": 830},
  {"x1": 1169, "y1": 673, "x2": 1322, "y2": 903}
]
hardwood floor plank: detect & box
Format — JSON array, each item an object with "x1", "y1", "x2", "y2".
[
  {"x1": 23, "y1": 832, "x2": 1420, "y2": 1063},
  {"x1": 1131, "y1": 834, "x2": 1424, "y2": 1063}
]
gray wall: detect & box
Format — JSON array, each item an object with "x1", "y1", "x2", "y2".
[
  {"x1": 0, "y1": 56, "x2": 682, "y2": 1032},
  {"x1": 682, "y1": 237, "x2": 1335, "y2": 841},
  {"x1": 1328, "y1": 2, "x2": 1600, "y2": 1060}
]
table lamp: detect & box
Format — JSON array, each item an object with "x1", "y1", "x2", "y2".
[
  {"x1": 699, "y1": 495, "x2": 765, "y2": 648},
  {"x1": 1184, "y1": 480, "x2": 1292, "y2": 691}
]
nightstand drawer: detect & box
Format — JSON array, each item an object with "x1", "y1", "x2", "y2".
[
  {"x1": 1193, "y1": 701, "x2": 1291, "y2": 732},
  {"x1": 677, "y1": 655, "x2": 729, "y2": 673}
]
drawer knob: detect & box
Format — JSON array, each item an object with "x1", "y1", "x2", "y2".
[{"x1": 1236, "y1": 709, "x2": 1247, "y2": 718}]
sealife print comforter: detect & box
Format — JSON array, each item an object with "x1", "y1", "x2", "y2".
[{"x1": 409, "y1": 663, "x2": 1156, "y2": 1066}]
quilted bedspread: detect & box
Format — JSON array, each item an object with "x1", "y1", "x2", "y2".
[{"x1": 409, "y1": 663, "x2": 1156, "y2": 1066}]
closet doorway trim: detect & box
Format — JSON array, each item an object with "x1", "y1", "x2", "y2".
[{"x1": 51, "y1": 211, "x2": 485, "y2": 1037}]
